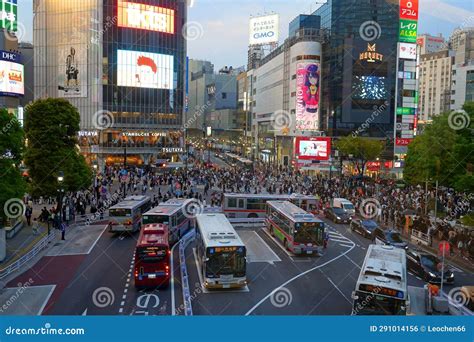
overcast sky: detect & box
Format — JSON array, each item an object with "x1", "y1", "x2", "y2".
[{"x1": 18, "y1": 0, "x2": 474, "y2": 69}]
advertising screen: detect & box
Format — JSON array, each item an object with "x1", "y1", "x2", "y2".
[
  {"x1": 295, "y1": 137, "x2": 330, "y2": 161},
  {"x1": 117, "y1": 0, "x2": 175, "y2": 34},
  {"x1": 249, "y1": 14, "x2": 279, "y2": 45},
  {"x1": 117, "y1": 50, "x2": 174, "y2": 90},
  {"x1": 0, "y1": 59, "x2": 23, "y2": 96},
  {"x1": 399, "y1": 42, "x2": 417, "y2": 60},
  {"x1": 0, "y1": 0, "x2": 17, "y2": 32},
  {"x1": 296, "y1": 62, "x2": 320, "y2": 131},
  {"x1": 352, "y1": 76, "x2": 388, "y2": 100}
]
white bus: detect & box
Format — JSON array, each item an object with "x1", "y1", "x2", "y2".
[
  {"x1": 142, "y1": 199, "x2": 195, "y2": 245},
  {"x1": 195, "y1": 214, "x2": 247, "y2": 289},
  {"x1": 108, "y1": 195, "x2": 151, "y2": 233},
  {"x1": 266, "y1": 201, "x2": 325, "y2": 255},
  {"x1": 224, "y1": 153, "x2": 253, "y2": 169},
  {"x1": 352, "y1": 244, "x2": 408, "y2": 315},
  {"x1": 223, "y1": 193, "x2": 320, "y2": 220}
]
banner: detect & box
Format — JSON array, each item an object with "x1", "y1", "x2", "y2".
[
  {"x1": 296, "y1": 62, "x2": 320, "y2": 131},
  {"x1": 57, "y1": 45, "x2": 88, "y2": 98}
]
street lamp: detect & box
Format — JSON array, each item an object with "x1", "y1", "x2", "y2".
[{"x1": 57, "y1": 171, "x2": 64, "y2": 231}]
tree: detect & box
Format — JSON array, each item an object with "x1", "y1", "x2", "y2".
[
  {"x1": 24, "y1": 98, "x2": 91, "y2": 197},
  {"x1": 404, "y1": 102, "x2": 474, "y2": 192},
  {"x1": 0, "y1": 109, "x2": 26, "y2": 226},
  {"x1": 334, "y1": 136, "x2": 384, "y2": 175}
]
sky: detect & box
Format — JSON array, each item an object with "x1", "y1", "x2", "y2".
[{"x1": 17, "y1": 0, "x2": 474, "y2": 70}]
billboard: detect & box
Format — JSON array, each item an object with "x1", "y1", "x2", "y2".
[
  {"x1": 249, "y1": 14, "x2": 279, "y2": 45},
  {"x1": 57, "y1": 46, "x2": 88, "y2": 98},
  {"x1": 399, "y1": 42, "x2": 417, "y2": 60},
  {"x1": 399, "y1": 0, "x2": 419, "y2": 21},
  {"x1": 117, "y1": 0, "x2": 175, "y2": 34},
  {"x1": 399, "y1": 19, "x2": 417, "y2": 43},
  {"x1": 295, "y1": 137, "x2": 330, "y2": 161},
  {"x1": 0, "y1": 50, "x2": 23, "y2": 96},
  {"x1": 117, "y1": 50, "x2": 174, "y2": 90},
  {"x1": 296, "y1": 62, "x2": 320, "y2": 131},
  {"x1": 0, "y1": 0, "x2": 17, "y2": 32}
]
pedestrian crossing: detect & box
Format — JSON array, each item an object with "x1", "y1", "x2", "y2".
[{"x1": 327, "y1": 230, "x2": 354, "y2": 248}]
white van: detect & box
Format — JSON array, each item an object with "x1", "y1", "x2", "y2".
[{"x1": 332, "y1": 198, "x2": 355, "y2": 216}]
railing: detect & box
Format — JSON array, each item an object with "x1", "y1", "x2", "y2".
[
  {"x1": 0, "y1": 230, "x2": 57, "y2": 281},
  {"x1": 410, "y1": 229, "x2": 432, "y2": 246},
  {"x1": 74, "y1": 212, "x2": 110, "y2": 226},
  {"x1": 179, "y1": 230, "x2": 195, "y2": 316},
  {"x1": 228, "y1": 217, "x2": 266, "y2": 229}
]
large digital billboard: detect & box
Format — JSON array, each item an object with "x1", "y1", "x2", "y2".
[
  {"x1": 0, "y1": 0, "x2": 17, "y2": 32},
  {"x1": 117, "y1": 0, "x2": 175, "y2": 34},
  {"x1": 296, "y1": 62, "x2": 320, "y2": 131},
  {"x1": 0, "y1": 50, "x2": 23, "y2": 97},
  {"x1": 295, "y1": 137, "x2": 330, "y2": 161},
  {"x1": 117, "y1": 50, "x2": 174, "y2": 90},
  {"x1": 249, "y1": 14, "x2": 279, "y2": 45}
]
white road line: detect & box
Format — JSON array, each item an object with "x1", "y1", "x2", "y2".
[
  {"x1": 120, "y1": 301, "x2": 125, "y2": 306},
  {"x1": 339, "y1": 244, "x2": 354, "y2": 248},
  {"x1": 343, "y1": 254, "x2": 361, "y2": 269},
  {"x1": 330, "y1": 238, "x2": 352, "y2": 244},
  {"x1": 261, "y1": 228, "x2": 294, "y2": 258},
  {"x1": 85, "y1": 226, "x2": 108, "y2": 255},
  {"x1": 251, "y1": 231, "x2": 282, "y2": 263},
  {"x1": 245, "y1": 241, "x2": 356, "y2": 315},
  {"x1": 327, "y1": 276, "x2": 352, "y2": 304},
  {"x1": 170, "y1": 238, "x2": 180, "y2": 316},
  {"x1": 119, "y1": 308, "x2": 123, "y2": 313},
  {"x1": 37, "y1": 285, "x2": 56, "y2": 315}
]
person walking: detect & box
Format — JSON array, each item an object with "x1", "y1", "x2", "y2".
[
  {"x1": 60, "y1": 222, "x2": 66, "y2": 240},
  {"x1": 25, "y1": 205, "x2": 32, "y2": 226}
]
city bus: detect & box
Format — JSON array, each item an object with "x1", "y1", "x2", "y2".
[
  {"x1": 266, "y1": 201, "x2": 325, "y2": 255},
  {"x1": 142, "y1": 199, "x2": 194, "y2": 245},
  {"x1": 195, "y1": 213, "x2": 247, "y2": 289},
  {"x1": 134, "y1": 224, "x2": 170, "y2": 288},
  {"x1": 352, "y1": 244, "x2": 408, "y2": 315},
  {"x1": 108, "y1": 195, "x2": 151, "y2": 233},
  {"x1": 224, "y1": 152, "x2": 253, "y2": 169},
  {"x1": 223, "y1": 193, "x2": 320, "y2": 220}
]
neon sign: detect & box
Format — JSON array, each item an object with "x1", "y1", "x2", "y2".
[{"x1": 117, "y1": 0, "x2": 175, "y2": 34}]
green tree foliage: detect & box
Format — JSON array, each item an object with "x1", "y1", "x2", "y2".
[
  {"x1": 335, "y1": 136, "x2": 384, "y2": 175},
  {"x1": 404, "y1": 102, "x2": 474, "y2": 192},
  {"x1": 0, "y1": 109, "x2": 26, "y2": 225},
  {"x1": 24, "y1": 98, "x2": 91, "y2": 197}
]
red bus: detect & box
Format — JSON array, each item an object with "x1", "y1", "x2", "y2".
[{"x1": 134, "y1": 224, "x2": 170, "y2": 288}]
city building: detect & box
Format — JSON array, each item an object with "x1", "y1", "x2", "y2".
[
  {"x1": 449, "y1": 27, "x2": 474, "y2": 65},
  {"x1": 417, "y1": 33, "x2": 446, "y2": 55},
  {"x1": 313, "y1": 0, "x2": 400, "y2": 157},
  {"x1": 19, "y1": 42, "x2": 34, "y2": 107},
  {"x1": 33, "y1": 0, "x2": 187, "y2": 168},
  {"x1": 451, "y1": 61, "x2": 474, "y2": 111},
  {"x1": 418, "y1": 50, "x2": 453, "y2": 121}
]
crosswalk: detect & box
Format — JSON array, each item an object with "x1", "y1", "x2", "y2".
[{"x1": 327, "y1": 230, "x2": 354, "y2": 248}]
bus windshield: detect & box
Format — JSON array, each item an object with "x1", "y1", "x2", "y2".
[
  {"x1": 294, "y1": 222, "x2": 323, "y2": 244},
  {"x1": 110, "y1": 208, "x2": 131, "y2": 217},
  {"x1": 142, "y1": 215, "x2": 170, "y2": 225},
  {"x1": 206, "y1": 249, "x2": 246, "y2": 277},
  {"x1": 136, "y1": 246, "x2": 167, "y2": 263},
  {"x1": 353, "y1": 292, "x2": 404, "y2": 315}
]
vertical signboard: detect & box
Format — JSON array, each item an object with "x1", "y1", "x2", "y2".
[
  {"x1": 296, "y1": 62, "x2": 320, "y2": 131},
  {"x1": 0, "y1": 0, "x2": 17, "y2": 32}
]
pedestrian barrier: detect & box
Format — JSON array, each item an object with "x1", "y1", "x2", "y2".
[
  {"x1": 410, "y1": 229, "x2": 431, "y2": 246},
  {"x1": 0, "y1": 230, "x2": 57, "y2": 281},
  {"x1": 74, "y1": 212, "x2": 109, "y2": 226},
  {"x1": 228, "y1": 218, "x2": 266, "y2": 229},
  {"x1": 179, "y1": 230, "x2": 195, "y2": 316}
]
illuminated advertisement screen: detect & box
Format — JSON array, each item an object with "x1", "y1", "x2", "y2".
[
  {"x1": 117, "y1": 50, "x2": 174, "y2": 90},
  {"x1": 352, "y1": 76, "x2": 388, "y2": 100},
  {"x1": 296, "y1": 62, "x2": 320, "y2": 131},
  {"x1": 0, "y1": 0, "x2": 17, "y2": 32},
  {"x1": 399, "y1": 42, "x2": 417, "y2": 60},
  {"x1": 0, "y1": 50, "x2": 24, "y2": 96},
  {"x1": 295, "y1": 137, "x2": 330, "y2": 161},
  {"x1": 117, "y1": 0, "x2": 175, "y2": 34},
  {"x1": 399, "y1": 19, "x2": 418, "y2": 43}
]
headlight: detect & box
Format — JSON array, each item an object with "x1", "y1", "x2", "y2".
[
  {"x1": 448, "y1": 273, "x2": 454, "y2": 278},
  {"x1": 336, "y1": 216, "x2": 341, "y2": 220},
  {"x1": 428, "y1": 272, "x2": 437, "y2": 278}
]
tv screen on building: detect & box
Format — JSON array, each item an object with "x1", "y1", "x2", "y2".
[
  {"x1": 352, "y1": 75, "x2": 388, "y2": 100},
  {"x1": 0, "y1": 60, "x2": 24, "y2": 97},
  {"x1": 295, "y1": 137, "x2": 331, "y2": 161}
]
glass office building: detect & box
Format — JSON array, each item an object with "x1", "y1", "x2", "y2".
[
  {"x1": 313, "y1": 0, "x2": 399, "y2": 155},
  {"x1": 34, "y1": 0, "x2": 187, "y2": 167}
]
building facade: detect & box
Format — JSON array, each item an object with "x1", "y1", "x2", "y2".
[
  {"x1": 451, "y1": 61, "x2": 474, "y2": 111},
  {"x1": 34, "y1": 0, "x2": 187, "y2": 168},
  {"x1": 417, "y1": 33, "x2": 446, "y2": 55},
  {"x1": 418, "y1": 50, "x2": 453, "y2": 121}
]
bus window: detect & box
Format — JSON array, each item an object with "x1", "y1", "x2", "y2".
[
  {"x1": 238, "y1": 199, "x2": 245, "y2": 208},
  {"x1": 228, "y1": 198, "x2": 237, "y2": 208}
]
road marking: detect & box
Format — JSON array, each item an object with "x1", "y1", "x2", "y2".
[
  {"x1": 119, "y1": 308, "x2": 123, "y2": 313},
  {"x1": 37, "y1": 285, "x2": 56, "y2": 315},
  {"x1": 82, "y1": 308, "x2": 87, "y2": 316},
  {"x1": 330, "y1": 238, "x2": 352, "y2": 244},
  {"x1": 192, "y1": 248, "x2": 249, "y2": 293},
  {"x1": 339, "y1": 243, "x2": 354, "y2": 248},
  {"x1": 248, "y1": 231, "x2": 281, "y2": 263},
  {"x1": 261, "y1": 228, "x2": 294, "y2": 258},
  {"x1": 245, "y1": 240, "x2": 356, "y2": 315},
  {"x1": 327, "y1": 276, "x2": 352, "y2": 304},
  {"x1": 85, "y1": 226, "x2": 108, "y2": 255},
  {"x1": 343, "y1": 254, "x2": 361, "y2": 269},
  {"x1": 170, "y1": 238, "x2": 180, "y2": 316}
]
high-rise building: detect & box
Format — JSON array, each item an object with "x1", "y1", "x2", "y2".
[
  {"x1": 418, "y1": 50, "x2": 453, "y2": 121},
  {"x1": 450, "y1": 27, "x2": 474, "y2": 65},
  {"x1": 417, "y1": 33, "x2": 446, "y2": 55},
  {"x1": 34, "y1": 0, "x2": 187, "y2": 168},
  {"x1": 313, "y1": 0, "x2": 399, "y2": 155}
]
